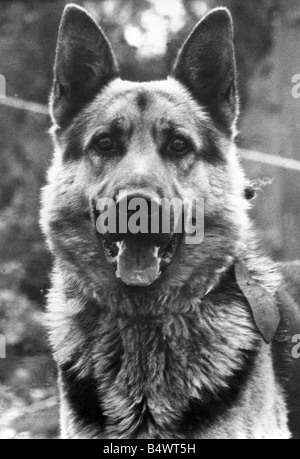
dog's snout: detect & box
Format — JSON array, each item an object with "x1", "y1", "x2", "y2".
[
  {"x1": 116, "y1": 190, "x2": 161, "y2": 206},
  {"x1": 98, "y1": 189, "x2": 171, "y2": 245},
  {"x1": 116, "y1": 190, "x2": 161, "y2": 232}
]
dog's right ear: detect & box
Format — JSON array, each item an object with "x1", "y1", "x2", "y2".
[{"x1": 51, "y1": 4, "x2": 119, "y2": 127}]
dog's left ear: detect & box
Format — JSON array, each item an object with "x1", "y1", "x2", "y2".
[{"x1": 172, "y1": 8, "x2": 238, "y2": 135}]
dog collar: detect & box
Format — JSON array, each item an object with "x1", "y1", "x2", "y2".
[{"x1": 235, "y1": 260, "x2": 281, "y2": 345}]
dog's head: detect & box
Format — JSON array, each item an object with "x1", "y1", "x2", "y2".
[{"x1": 42, "y1": 4, "x2": 250, "y2": 296}]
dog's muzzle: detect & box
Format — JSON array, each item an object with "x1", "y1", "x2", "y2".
[{"x1": 93, "y1": 191, "x2": 182, "y2": 287}]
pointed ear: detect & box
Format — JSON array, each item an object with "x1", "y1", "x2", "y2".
[
  {"x1": 51, "y1": 4, "x2": 119, "y2": 127},
  {"x1": 172, "y1": 8, "x2": 238, "y2": 135}
]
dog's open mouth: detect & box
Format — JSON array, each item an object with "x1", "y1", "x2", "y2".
[{"x1": 101, "y1": 235, "x2": 180, "y2": 287}]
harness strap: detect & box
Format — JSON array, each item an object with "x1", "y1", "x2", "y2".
[{"x1": 235, "y1": 260, "x2": 281, "y2": 344}]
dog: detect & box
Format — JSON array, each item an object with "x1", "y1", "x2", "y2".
[{"x1": 41, "y1": 4, "x2": 300, "y2": 439}]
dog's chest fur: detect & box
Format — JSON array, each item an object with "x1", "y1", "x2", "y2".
[{"x1": 51, "y1": 285, "x2": 264, "y2": 438}]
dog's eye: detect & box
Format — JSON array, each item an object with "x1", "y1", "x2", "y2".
[
  {"x1": 94, "y1": 136, "x2": 115, "y2": 153},
  {"x1": 170, "y1": 137, "x2": 189, "y2": 155}
]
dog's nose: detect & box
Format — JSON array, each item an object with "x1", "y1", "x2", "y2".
[
  {"x1": 112, "y1": 190, "x2": 173, "y2": 244},
  {"x1": 116, "y1": 190, "x2": 159, "y2": 230},
  {"x1": 116, "y1": 189, "x2": 160, "y2": 203}
]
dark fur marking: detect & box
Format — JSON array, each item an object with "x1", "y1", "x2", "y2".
[
  {"x1": 136, "y1": 92, "x2": 149, "y2": 112},
  {"x1": 201, "y1": 125, "x2": 226, "y2": 165},
  {"x1": 60, "y1": 360, "x2": 106, "y2": 428},
  {"x1": 110, "y1": 117, "x2": 134, "y2": 151},
  {"x1": 63, "y1": 128, "x2": 86, "y2": 162},
  {"x1": 176, "y1": 347, "x2": 259, "y2": 434}
]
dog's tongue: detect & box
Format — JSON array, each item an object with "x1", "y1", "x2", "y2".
[{"x1": 116, "y1": 239, "x2": 161, "y2": 287}]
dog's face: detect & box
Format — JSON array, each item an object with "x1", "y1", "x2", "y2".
[{"x1": 42, "y1": 5, "x2": 250, "y2": 296}]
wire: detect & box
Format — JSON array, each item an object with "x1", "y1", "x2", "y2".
[
  {"x1": 0, "y1": 96, "x2": 49, "y2": 116},
  {"x1": 1, "y1": 96, "x2": 300, "y2": 173},
  {"x1": 239, "y1": 148, "x2": 300, "y2": 173}
]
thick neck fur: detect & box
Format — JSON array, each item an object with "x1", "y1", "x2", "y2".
[{"x1": 47, "y1": 254, "x2": 289, "y2": 439}]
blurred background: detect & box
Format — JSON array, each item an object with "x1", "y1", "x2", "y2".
[{"x1": 0, "y1": 0, "x2": 300, "y2": 439}]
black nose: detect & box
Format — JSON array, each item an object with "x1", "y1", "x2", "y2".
[{"x1": 101, "y1": 190, "x2": 174, "y2": 245}]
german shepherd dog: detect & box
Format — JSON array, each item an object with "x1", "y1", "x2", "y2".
[{"x1": 41, "y1": 4, "x2": 300, "y2": 439}]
